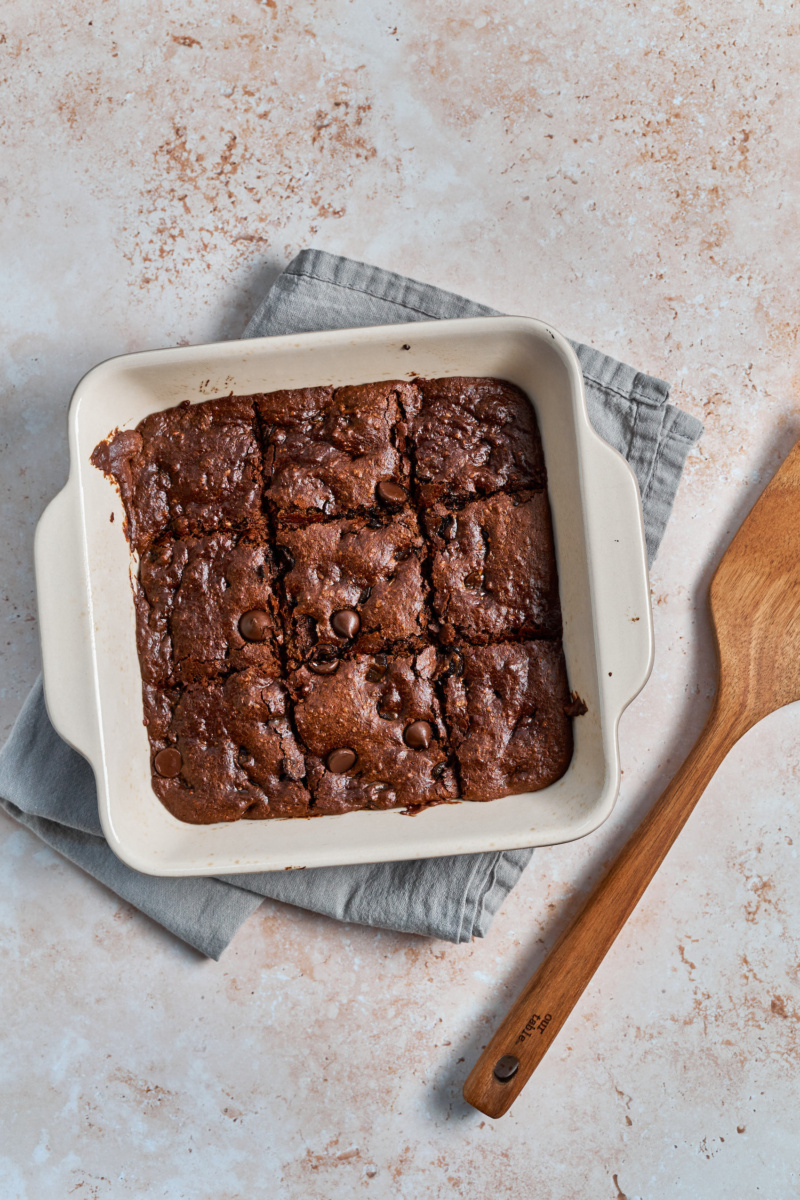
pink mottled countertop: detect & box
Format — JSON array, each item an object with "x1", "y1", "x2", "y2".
[{"x1": 1, "y1": 2, "x2": 799, "y2": 1196}]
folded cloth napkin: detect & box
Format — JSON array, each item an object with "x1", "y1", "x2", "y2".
[{"x1": 0, "y1": 249, "x2": 703, "y2": 959}]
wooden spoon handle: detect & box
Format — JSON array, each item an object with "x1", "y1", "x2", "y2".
[{"x1": 463, "y1": 695, "x2": 745, "y2": 1118}]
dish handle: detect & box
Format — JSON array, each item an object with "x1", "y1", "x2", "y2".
[
  {"x1": 34, "y1": 484, "x2": 100, "y2": 763},
  {"x1": 583, "y1": 438, "x2": 655, "y2": 716}
]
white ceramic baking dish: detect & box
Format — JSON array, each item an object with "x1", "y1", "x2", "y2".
[{"x1": 34, "y1": 317, "x2": 653, "y2": 876}]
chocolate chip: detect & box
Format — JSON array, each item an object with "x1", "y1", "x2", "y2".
[
  {"x1": 307, "y1": 646, "x2": 340, "y2": 675},
  {"x1": 154, "y1": 748, "x2": 182, "y2": 778},
  {"x1": 239, "y1": 609, "x2": 270, "y2": 642},
  {"x1": 438, "y1": 514, "x2": 457, "y2": 541},
  {"x1": 326, "y1": 748, "x2": 357, "y2": 773},
  {"x1": 432, "y1": 762, "x2": 447, "y2": 778},
  {"x1": 365, "y1": 654, "x2": 388, "y2": 683},
  {"x1": 331, "y1": 609, "x2": 360, "y2": 639},
  {"x1": 404, "y1": 720, "x2": 433, "y2": 750},
  {"x1": 493, "y1": 1055, "x2": 519, "y2": 1082},
  {"x1": 401, "y1": 343, "x2": 411, "y2": 351},
  {"x1": 358, "y1": 586, "x2": 372, "y2": 604},
  {"x1": 464, "y1": 570, "x2": 483, "y2": 589},
  {"x1": 376, "y1": 480, "x2": 407, "y2": 506},
  {"x1": 377, "y1": 704, "x2": 402, "y2": 721},
  {"x1": 276, "y1": 546, "x2": 295, "y2": 570},
  {"x1": 366, "y1": 515, "x2": 383, "y2": 528}
]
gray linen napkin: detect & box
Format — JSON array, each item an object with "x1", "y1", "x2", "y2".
[{"x1": 0, "y1": 249, "x2": 703, "y2": 959}]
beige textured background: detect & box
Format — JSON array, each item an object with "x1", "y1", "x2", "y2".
[{"x1": 1, "y1": 2, "x2": 799, "y2": 1196}]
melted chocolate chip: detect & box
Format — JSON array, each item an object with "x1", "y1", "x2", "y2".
[
  {"x1": 404, "y1": 720, "x2": 433, "y2": 750},
  {"x1": 239, "y1": 609, "x2": 270, "y2": 642},
  {"x1": 358, "y1": 586, "x2": 372, "y2": 604},
  {"x1": 365, "y1": 654, "x2": 388, "y2": 683},
  {"x1": 464, "y1": 570, "x2": 483, "y2": 589},
  {"x1": 438, "y1": 514, "x2": 458, "y2": 541},
  {"x1": 307, "y1": 646, "x2": 340, "y2": 675},
  {"x1": 276, "y1": 545, "x2": 295, "y2": 571},
  {"x1": 366, "y1": 515, "x2": 383, "y2": 529},
  {"x1": 331, "y1": 609, "x2": 361, "y2": 639},
  {"x1": 154, "y1": 747, "x2": 182, "y2": 778},
  {"x1": 326, "y1": 748, "x2": 357, "y2": 773},
  {"x1": 376, "y1": 480, "x2": 407, "y2": 506}
]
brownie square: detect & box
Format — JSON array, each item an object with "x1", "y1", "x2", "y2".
[
  {"x1": 257, "y1": 381, "x2": 419, "y2": 520},
  {"x1": 411, "y1": 377, "x2": 546, "y2": 507},
  {"x1": 90, "y1": 396, "x2": 262, "y2": 553},
  {"x1": 277, "y1": 511, "x2": 428, "y2": 667},
  {"x1": 289, "y1": 649, "x2": 457, "y2": 813},
  {"x1": 150, "y1": 669, "x2": 310, "y2": 824},
  {"x1": 424, "y1": 491, "x2": 561, "y2": 644},
  {"x1": 137, "y1": 532, "x2": 282, "y2": 684},
  {"x1": 444, "y1": 641, "x2": 573, "y2": 800}
]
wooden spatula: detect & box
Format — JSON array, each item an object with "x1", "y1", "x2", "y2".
[{"x1": 463, "y1": 436, "x2": 800, "y2": 1119}]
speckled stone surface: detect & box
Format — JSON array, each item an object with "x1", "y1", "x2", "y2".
[{"x1": 2, "y1": 1, "x2": 799, "y2": 1196}]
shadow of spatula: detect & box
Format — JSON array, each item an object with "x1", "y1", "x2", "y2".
[{"x1": 463, "y1": 437, "x2": 800, "y2": 1118}]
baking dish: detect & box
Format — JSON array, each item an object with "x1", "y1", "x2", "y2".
[{"x1": 34, "y1": 317, "x2": 653, "y2": 876}]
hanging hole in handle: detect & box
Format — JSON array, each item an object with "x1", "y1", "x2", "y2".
[{"x1": 493, "y1": 1055, "x2": 519, "y2": 1082}]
